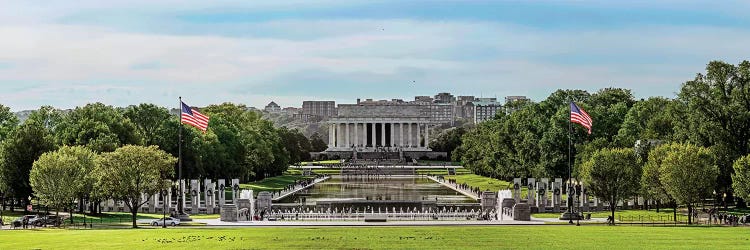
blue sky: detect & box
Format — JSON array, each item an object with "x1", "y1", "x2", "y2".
[{"x1": 1, "y1": 0, "x2": 749, "y2": 111}]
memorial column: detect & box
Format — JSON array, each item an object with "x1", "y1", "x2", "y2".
[
  {"x1": 345, "y1": 123, "x2": 350, "y2": 147},
  {"x1": 371, "y1": 122, "x2": 376, "y2": 148},
  {"x1": 328, "y1": 123, "x2": 335, "y2": 148},
  {"x1": 399, "y1": 123, "x2": 404, "y2": 147},
  {"x1": 416, "y1": 123, "x2": 422, "y2": 148},
  {"x1": 425, "y1": 124, "x2": 430, "y2": 149},
  {"x1": 408, "y1": 123, "x2": 413, "y2": 148},
  {"x1": 381, "y1": 122, "x2": 386, "y2": 147},
  {"x1": 354, "y1": 123, "x2": 359, "y2": 147}
]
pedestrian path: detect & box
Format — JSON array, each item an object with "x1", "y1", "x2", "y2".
[
  {"x1": 272, "y1": 176, "x2": 330, "y2": 201},
  {"x1": 425, "y1": 176, "x2": 479, "y2": 200}
]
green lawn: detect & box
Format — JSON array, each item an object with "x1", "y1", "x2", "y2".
[
  {"x1": 239, "y1": 175, "x2": 313, "y2": 193},
  {"x1": 533, "y1": 209, "x2": 690, "y2": 222},
  {"x1": 416, "y1": 169, "x2": 472, "y2": 175},
  {"x1": 299, "y1": 160, "x2": 342, "y2": 165},
  {"x1": 0, "y1": 226, "x2": 748, "y2": 249},
  {"x1": 445, "y1": 174, "x2": 513, "y2": 191}
]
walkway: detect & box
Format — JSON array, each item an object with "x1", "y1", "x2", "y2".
[
  {"x1": 194, "y1": 218, "x2": 545, "y2": 226},
  {"x1": 425, "y1": 176, "x2": 479, "y2": 200},
  {"x1": 272, "y1": 176, "x2": 331, "y2": 201}
]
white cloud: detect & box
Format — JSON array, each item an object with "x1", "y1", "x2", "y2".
[{"x1": 1, "y1": 3, "x2": 750, "y2": 110}]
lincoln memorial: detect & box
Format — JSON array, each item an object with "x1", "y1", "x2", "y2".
[{"x1": 321, "y1": 103, "x2": 447, "y2": 160}]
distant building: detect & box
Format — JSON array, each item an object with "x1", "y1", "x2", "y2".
[
  {"x1": 302, "y1": 101, "x2": 336, "y2": 120},
  {"x1": 424, "y1": 103, "x2": 454, "y2": 124},
  {"x1": 474, "y1": 99, "x2": 503, "y2": 124},
  {"x1": 433, "y1": 92, "x2": 456, "y2": 104},
  {"x1": 282, "y1": 107, "x2": 300, "y2": 114},
  {"x1": 264, "y1": 101, "x2": 281, "y2": 113},
  {"x1": 504, "y1": 96, "x2": 530, "y2": 114},
  {"x1": 413, "y1": 96, "x2": 433, "y2": 104}
]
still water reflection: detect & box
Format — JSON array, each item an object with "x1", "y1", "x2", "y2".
[{"x1": 277, "y1": 176, "x2": 476, "y2": 206}]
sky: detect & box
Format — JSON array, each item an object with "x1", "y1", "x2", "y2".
[{"x1": 1, "y1": 0, "x2": 749, "y2": 111}]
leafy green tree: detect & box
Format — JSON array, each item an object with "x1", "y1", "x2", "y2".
[
  {"x1": 30, "y1": 146, "x2": 97, "y2": 224},
  {"x1": 95, "y1": 145, "x2": 176, "y2": 228},
  {"x1": 309, "y1": 132, "x2": 328, "y2": 152},
  {"x1": 732, "y1": 155, "x2": 750, "y2": 203},
  {"x1": 616, "y1": 97, "x2": 676, "y2": 147},
  {"x1": 122, "y1": 103, "x2": 171, "y2": 146},
  {"x1": 278, "y1": 127, "x2": 311, "y2": 164},
  {"x1": 0, "y1": 121, "x2": 57, "y2": 210},
  {"x1": 641, "y1": 143, "x2": 678, "y2": 216},
  {"x1": 580, "y1": 148, "x2": 641, "y2": 224},
  {"x1": 677, "y1": 60, "x2": 750, "y2": 194},
  {"x1": 56, "y1": 103, "x2": 140, "y2": 152},
  {"x1": 659, "y1": 144, "x2": 718, "y2": 224},
  {"x1": 429, "y1": 127, "x2": 466, "y2": 161},
  {"x1": 0, "y1": 104, "x2": 19, "y2": 142}
]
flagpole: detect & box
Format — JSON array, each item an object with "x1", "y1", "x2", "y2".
[
  {"x1": 178, "y1": 96, "x2": 184, "y2": 216},
  {"x1": 568, "y1": 97, "x2": 574, "y2": 224}
]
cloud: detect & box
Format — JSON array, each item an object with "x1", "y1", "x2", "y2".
[{"x1": 1, "y1": 1, "x2": 749, "y2": 111}]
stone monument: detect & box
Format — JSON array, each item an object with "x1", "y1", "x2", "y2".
[
  {"x1": 512, "y1": 178, "x2": 522, "y2": 204},
  {"x1": 481, "y1": 191, "x2": 498, "y2": 212},
  {"x1": 552, "y1": 181, "x2": 561, "y2": 213},
  {"x1": 536, "y1": 179, "x2": 547, "y2": 212},
  {"x1": 190, "y1": 179, "x2": 200, "y2": 214},
  {"x1": 231, "y1": 179, "x2": 240, "y2": 204},
  {"x1": 256, "y1": 191, "x2": 273, "y2": 215},
  {"x1": 512, "y1": 203, "x2": 531, "y2": 221},
  {"x1": 527, "y1": 178, "x2": 536, "y2": 207},
  {"x1": 217, "y1": 179, "x2": 226, "y2": 206},
  {"x1": 204, "y1": 179, "x2": 215, "y2": 213}
]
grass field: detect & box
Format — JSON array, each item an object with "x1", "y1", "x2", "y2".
[
  {"x1": 0, "y1": 226, "x2": 748, "y2": 249},
  {"x1": 239, "y1": 174, "x2": 313, "y2": 193},
  {"x1": 445, "y1": 174, "x2": 513, "y2": 191},
  {"x1": 532, "y1": 209, "x2": 691, "y2": 222}
]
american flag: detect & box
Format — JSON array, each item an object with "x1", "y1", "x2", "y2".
[
  {"x1": 570, "y1": 102, "x2": 592, "y2": 134},
  {"x1": 181, "y1": 101, "x2": 209, "y2": 132}
]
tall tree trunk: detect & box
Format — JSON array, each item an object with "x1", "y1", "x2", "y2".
[
  {"x1": 10, "y1": 198, "x2": 14, "y2": 212},
  {"x1": 656, "y1": 200, "x2": 660, "y2": 213},
  {"x1": 673, "y1": 201, "x2": 677, "y2": 223},
  {"x1": 687, "y1": 204, "x2": 692, "y2": 225},
  {"x1": 131, "y1": 209, "x2": 138, "y2": 228}
]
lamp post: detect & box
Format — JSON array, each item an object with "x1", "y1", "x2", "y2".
[{"x1": 161, "y1": 189, "x2": 167, "y2": 228}]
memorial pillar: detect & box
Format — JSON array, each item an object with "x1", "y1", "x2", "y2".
[
  {"x1": 329, "y1": 124, "x2": 335, "y2": 148},
  {"x1": 370, "y1": 122, "x2": 377, "y2": 148},
  {"x1": 416, "y1": 123, "x2": 422, "y2": 147},
  {"x1": 381, "y1": 122, "x2": 386, "y2": 147},
  {"x1": 399, "y1": 123, "x2": 404, "y2": 147},
  {"x1": 356, "y1": 123, "x2": 360, "y2": 147},
  {"x1": 408, "y1": 123, "x2": 413, "y2": 147},
  {"x1": 390, "y1": 122, "x2": 395, "y2": 147},
  {"x1": 345, "y1": 123, "x2": 350, "y2": 147},
  {"x1": 425, "y1": 124, "x2": 430, "y2": 149}
]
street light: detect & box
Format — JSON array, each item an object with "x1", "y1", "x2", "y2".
[{"x1": 161, "y1": 189, "x2": 168, "y2": 228}]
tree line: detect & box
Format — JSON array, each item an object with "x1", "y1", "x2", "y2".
[
  {"x1": 0, "y1": 102, "x2": 325, "y2": 212},
  {"x1": 434, "y1": 60, "x2": 750, "y2": 213}
]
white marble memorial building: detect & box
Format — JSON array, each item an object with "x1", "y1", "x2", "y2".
[{"x1": 323, "y1": 103, "x2": 446, "y2": 160}]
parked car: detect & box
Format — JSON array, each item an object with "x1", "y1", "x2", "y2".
[
  {"x1": 12, "y1": 215, "x2": 37, "y2": 228},
  {"x1": 31, "y1": 215, "x2": 63, "y2": 227},
  {"x1": 150, "y1": 217, "x2": 180, "y2": 227}
]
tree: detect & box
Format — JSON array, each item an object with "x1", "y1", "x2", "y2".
[
  {"x1": 0, "y1": 104, "x2": 18, "y2": 142},
  {"x1": 677, "y1": 60, "x2": 750, "y2": 195},
  {"x1": 30, "y1": 146, "x2": 97, "y2": 225},
  {"x1": 641, "y1": 143, "x2": 678, "y2": 216},
  {"x1": 732, "y1": 155, "x2": 750, "y2": 202},
  {"x1": 56, "y1": 103, "x2": 140, "y2": 152},
  {"x1": 309, "y1": 132, "x2": 328, "y2": 152},
  {"x1": 580, "y1": 148, "x2": 641, "y2": 224},
  {"x1": 0, "y1": 121, "x2": 57, "y2": 210},
  {"x1": 122, "y1": 103, "x2": 171, "y2": 146},
  {"x1": 659, "y1": 143, "x2": 718, "y2": 224},
  {"x1": 429, "y1": 127, "x2": 466, "y2": 161},
  {"x1": 278, "y1": 127, "x2": 311, "y2": 164},
  {"x1": 95, "y1": 145, "x2": 176, "y2": 228}
]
